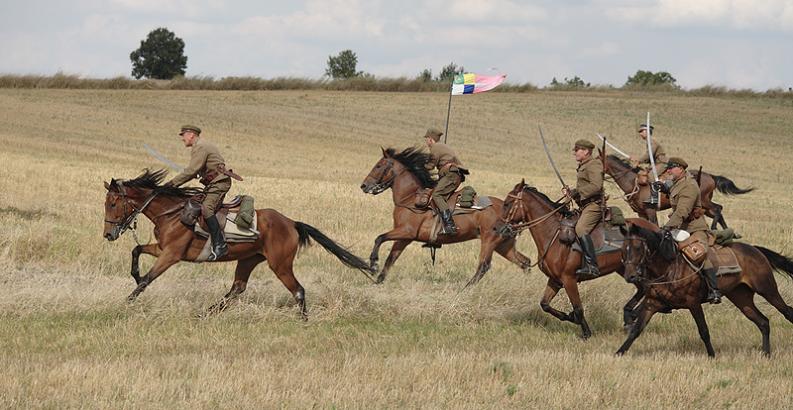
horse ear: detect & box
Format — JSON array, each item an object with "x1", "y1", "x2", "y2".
[
  {"x1": 381, "y1": 146, "x2": 390, "y2": 157},
  {"x1": 520, "y1": 178, "x2": 525, "y2": 185},
  {"x1": 104, "y1": 181, "x2": 111, "y2": 191}
]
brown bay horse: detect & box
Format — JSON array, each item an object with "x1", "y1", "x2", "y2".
[
  {"x1": 604, "y1": 154, "x2": 753, "y2": 229},
  {"x1": 103, "y1": 169, "x2": 374, "y2": 319},
  {"x1": 496, "y1": 180, "x2": 645, "y2": 338},
  {"x1": 360, "y1": 147, "x2": 532, "y2": 285},
  {"x1": 618, "y1": 219, "x2": 793, "y2": 356}
]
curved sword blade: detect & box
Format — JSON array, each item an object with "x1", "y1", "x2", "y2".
[
  {"x1": 596, "y1": 133, "x2": 630, "y2": 158},
  {"x1": 538, "y1": 125, "x2": 567, "y2": 188},
  {"x1": 144, "y1": 143, "x2": 184, "y2": 173}
]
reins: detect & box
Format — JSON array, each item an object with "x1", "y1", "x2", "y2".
[{"x1": 501, "y1": 190, "x2": 570, "y2": 234}]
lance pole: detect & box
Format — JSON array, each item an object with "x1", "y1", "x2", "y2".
[{"x1": 444, "y1": 79, "x2": 453, "y2": 143}]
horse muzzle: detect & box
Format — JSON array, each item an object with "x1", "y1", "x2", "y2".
[
  {"x1": 360, "y1": 182, "x2": 387, "y2": 195},
  {"x1": 104, "y1": 227, "x2": 121, "y2": 241}
]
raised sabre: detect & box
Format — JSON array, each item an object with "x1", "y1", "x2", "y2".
[
  {"x1": 144, "y1": 143, "x2": 184, "y2": 173},
  {"x1": 644, "y1": 112, "x2": 661, "y2": 207},
  {"x1": 538, "y1": 125, "x2": 568, "y2": 189},
  {"x1": 596, "y1": 133, "x2": 630, "y2": 158}
]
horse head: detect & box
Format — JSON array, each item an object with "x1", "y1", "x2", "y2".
[
  {"x1": 103, "y1": 178, "x2": 135, "y2": 241},
  {"x1": 360, "y1": 148, "x2": 399, "y2": 195},
  {"x1": 620, "y1": 220, "x2": 676, "y2": 283}
]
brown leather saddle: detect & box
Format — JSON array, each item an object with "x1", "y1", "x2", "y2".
[
  {"x1": 415, "y1": 189, "x2": 491, "y2": 213},
  {"x1": 181, "y1": 195, "x2": 245, "y2": 230}
]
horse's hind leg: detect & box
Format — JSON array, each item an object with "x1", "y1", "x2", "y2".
[
  {"x1": 463, "y1": 236, "x2": 499, "y2": 289},
  {"x1": 706, "y1": 202, "x2": 726, "y2": 230},
  {"x1": 495, "y1": 237, "x2": 532, "y2": 272},
  {"x1": 689, "y1": 305, "x2": 716, "y2": 357},
  {"x1": 207, "y1": 254, "x2": 266, "y2": 314},
  {"x1": 131, "y1": 243, "x2": 161, "y2": 285},
  {"x1": 726, "y1": 285, "x2": 771, "y2": 356},
  {"x1": 757, "y1": 283, "x2": 793, "y2": 325},
  {"x1": 268, "y1": 256, "x2": 307, "y2": 320}
]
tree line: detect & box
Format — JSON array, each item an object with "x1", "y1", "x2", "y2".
[{"x1": 130, "y1": 27, "x2": 681, "y2": 89}]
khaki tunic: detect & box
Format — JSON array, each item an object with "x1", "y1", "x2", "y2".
[
  {"x1": 168, "y1": 138, "x2": 231, "y2": 218},
  {"x1": 571, "y1": 157, "x2": 603, "y2": 236},
  {"x1": 637, "y1": 140, "x2": 668, "y2": 176},
  {"x1": 666, "y1": 175, "x2": 713, "y2": 269},
  {"x1": 427, "y1": 143, "x2": 467, "y2": 212}
]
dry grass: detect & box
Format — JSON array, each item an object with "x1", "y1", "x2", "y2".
[{"x1": 1, "y1": 89, "x2": 792, "y2": 408}]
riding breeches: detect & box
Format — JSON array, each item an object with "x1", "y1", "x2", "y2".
[
  {"x1": 202, "y1": 179, "x2": 232, "y2": 218},
  {"x1": 575, "y1": 202, "x2": 602, "y2": 236},
  {"x1": 432, "y1": 171, "x2": 462, "y2": 212}
]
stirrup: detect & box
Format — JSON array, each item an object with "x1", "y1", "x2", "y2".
[
  {"x1": 208, "y1": 243, "x2": 228, "y2": 261},
  {"x1": 706, "y1": 291, "x2": 722, "y2": 304}
]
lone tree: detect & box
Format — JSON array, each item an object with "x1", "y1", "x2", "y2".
[
  {"x1": 325, "y1": 49, "x2": 361, "y2": 79},
  {"x1": 625, "y1": 70, "x2": 678, "y2": 88},
  {"x1": 437, "y1": 62, "x2": 464, "y2": 82},
  {"x1": 129, "y1": 27, "x2": 188, "y2": 80}
]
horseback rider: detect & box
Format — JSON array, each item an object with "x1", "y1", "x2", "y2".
[
  {"x1": 563, "y1": 139, "x2": 603, "y2": 277},
  {"x1": 630, "y1": 124, "x2": 668, "y2": 178},
  {"x1": 166, "y1": 125, "x2": 231, "y2": 261},
  {"x1": 423, "y1": 128, "x2": 469, "y2": 236},
  {"x1": 662, "y1": 157, "x2": 721, "y2": 304}
]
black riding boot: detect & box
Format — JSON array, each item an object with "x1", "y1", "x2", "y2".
[
  {"x1": 440, "y1": 209, "x2": 458, "y2": 236},
  {"x1": 205, "y1": 214, "x2": 228, "y2": 261},
  {"x1": 576, "y1": 234, "x2": 601, "y2": 278},
  {"x1": 702, "y1": 267, "x2": 722, "y2": 304}
]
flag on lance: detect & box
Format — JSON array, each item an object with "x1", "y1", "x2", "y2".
[{"x1": 451, "y1": 73, "x2": 507, "y2": 95}]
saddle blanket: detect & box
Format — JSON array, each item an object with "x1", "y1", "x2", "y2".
[
  {"x1": 195, "y1": 211, "x2": 259, "y2": 242},
  {"x1": 711, "y1": 245, "x2": 742, "y2": 276}
]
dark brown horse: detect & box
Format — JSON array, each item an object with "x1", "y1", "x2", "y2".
[
  {"x1": 359, "y1": 147, "x2": 532, "y2": 285},
  {"x1": 103, "y1": 169, "x2": 374, "y2": 319},
  {"x1": 496, "y1": 180, "x2": 645, "y2": 338},
  {"x1": 604, "y1": 155, "x2": 753, "y2": 229},
  {"x1": 618, "y1": 219, "x2": 793, "y2": 356}
]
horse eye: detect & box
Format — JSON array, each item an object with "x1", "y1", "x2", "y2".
[{"x1": 111, "y1": 203, "x2": 116, "y2": 208}]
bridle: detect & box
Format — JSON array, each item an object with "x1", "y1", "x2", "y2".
[
  {"x1": 499, "y1": 188, "x2": 569, "y2": 236},
  {"x1": 368, "y1": 158, "x2": 400, "y2": 194},
  {"x1": 622, "y1": 233, "x2": 701, "y2": 286},
  {"x1": 105, "y1": 181, "x2": 158, "y2": 241}
]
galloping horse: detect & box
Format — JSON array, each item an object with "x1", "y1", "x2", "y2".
[
  {"x1": 103, "y1": 169, "x2": 373, "y2": 319},
  {"x1": 618, "y1": 220, "x2": 793, "y2": 356},
  {"x1": 496, "y1": 180, "x2": 645, "y2": 338},
  {"x1": 603, "y1": 155, "x2": 753, "y2": 229},
  {"x1": 360, "y1": 147, "x2": 532, "y2": 285}
]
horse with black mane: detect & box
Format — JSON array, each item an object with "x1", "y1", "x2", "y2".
[
  {"x1": 103, "y1": 169, "x2": 374, "y2": 319},
  {"x1": 360, "y1": 147, "x2": 532, "y2": 285},
  {"x1": 604, "y1": 154, "x2": 753, "y2": 229},
  {"x1": 618, "y1": 219, "x2": 793, "y2": 356},
  {"x1": 496, "y1": 180, "x2": 646, "y2": 338}
]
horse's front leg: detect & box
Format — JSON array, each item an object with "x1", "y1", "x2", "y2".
[
  {"x1": 131, "y1": 243, "x2": 161, "y2": 285},
  {"x1": 127, "y1": 250, "x2": 182, "y2": 302},
  {"x1": 369, "y1": 228, "x2": 412, "y2": 277},
  {"x1": 616, "y1": 301, "x2": 658, "y2": 356},
  {"x1": 539, "y1": 278, "x2": 574, "y2": 323},
  {"x1": 560, "y1": 274, "x2": 592, "y2": 339},
  {"x1": 622, "y1": 285, "x2": 645, "y2": 331}
]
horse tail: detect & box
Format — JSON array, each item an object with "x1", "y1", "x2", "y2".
[
  {"x1": 294, "y1": 222, "x2": 374, "y2": 274},
  {"x1": 712, "y1": 174, "x2": 754, "y2": 195},
  {"x1": 756, "y1": 246, "x2": 793, "y2": 280}
]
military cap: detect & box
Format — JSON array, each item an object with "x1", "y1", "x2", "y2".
[
  {"x1": 665, "y1": 157, "x2": 688, "y2": 169},
  {"x1": 573, "y1": 139, "x2": 595, "y2": 150},
  {"x1": 638, "y1": 124, "x2": 655, "y2": 133},
  {"x1": 424, "y1": 128, "x2": 443, "y2": 142},
  {"x1": 179, "y1": 125, "x2": 201, "y2": 135}
]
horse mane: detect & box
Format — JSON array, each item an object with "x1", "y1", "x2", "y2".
[
  {"x1": 111, "y1": 169, "x2": 202, "y2": 198},
  {"x1": 523, "y1": 186, "x2": 573, "y2": 217},
  {"x1": 385, "y1": 147, "x2": 436, "y2": 188},
  {"x1": 628, "y1": 223, "x2": 677, "y2": 261},
  {"x1": 607, "y1": 154, "x2": 639, "y2": 172}
]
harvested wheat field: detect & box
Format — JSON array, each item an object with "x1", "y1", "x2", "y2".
[{"x1": 1, "y1": 89, "x2": 792, "y2": 408}]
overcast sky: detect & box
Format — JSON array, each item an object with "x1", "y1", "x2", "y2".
[{"x1": 2, "y1": 0, "x2": 792, "y2": 90}]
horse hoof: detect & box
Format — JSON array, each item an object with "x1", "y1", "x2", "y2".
[{"x1": 375, "y1": 275, "x2": 385, "y2": 284}]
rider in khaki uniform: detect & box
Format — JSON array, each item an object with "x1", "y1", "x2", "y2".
[
  {"x1": 564, "y1": 139, "x2": 603, "y2": 277},
  {"x1": 167, "y1": 125, "x2": 231, "y2": 261},
  {"x1": 630, "y1": 124, "x2": 668, "y2": 178},
  {"x1": 424, "y1": 128, "x2": 469, "y2": 235},
  {"x1": 662, "y1": 157, "x2": 721, "y2": 304}
]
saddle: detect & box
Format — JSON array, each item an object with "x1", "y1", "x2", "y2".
[
  {"x1": 415, "y1": 186, "x2": 492, "y2": 212},
  {"x1": 565, "y1": 207, "x2": 626, "y2": 256},
  {"x1": 181, "y1": 195, "x2": 259, "y2": 242}
]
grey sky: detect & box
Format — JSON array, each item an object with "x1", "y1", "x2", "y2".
[{"x1": 1, "y1": 0, "x2": 792, "y2": 89}]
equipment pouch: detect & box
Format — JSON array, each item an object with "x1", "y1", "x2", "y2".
[
  {"x1": 458, "y1": 186, "x2": 476, "y2": 208},
  {"x1": 678, "y1": 236, "x2": 707, "y2": 264},
  {"x1": 559, "y1": 218, "x2": 577, "y2": 245}
]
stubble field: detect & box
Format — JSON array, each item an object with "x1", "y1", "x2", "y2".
[{"x1": 1, "y1": 88, "x2": 792, "y2": 408}]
